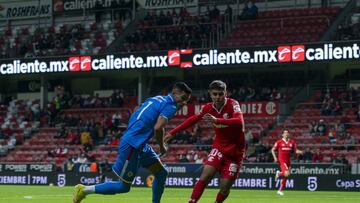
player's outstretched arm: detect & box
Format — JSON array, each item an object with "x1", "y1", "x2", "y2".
[
  {"x1": 167, "y1": 104, "x2": 210, "y2": 141},
  {"x1": 168, "y1": 114, "x2": 203, "y2": 137}
]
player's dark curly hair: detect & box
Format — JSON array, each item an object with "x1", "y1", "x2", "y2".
[
  {"x1": 173, "y1": 82, "x2": 192, "y2": 95},
  {"x1": 208, "y1": 80, "x2": 226, "y2": 91}
]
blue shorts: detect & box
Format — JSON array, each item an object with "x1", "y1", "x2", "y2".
[{"x1": 112, "y1": 141, "x2": 160, "y2": 184}]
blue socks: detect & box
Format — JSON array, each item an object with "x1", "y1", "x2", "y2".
[
  {"x1": 92, "y1": 168, "x2": 168, "y2": 203},
  {"x1": 152, "y1": 168, "x2": 168, "y2": 203},
  {"x1": 95, "y1": 181, "x2": 131, "y2": 195}
]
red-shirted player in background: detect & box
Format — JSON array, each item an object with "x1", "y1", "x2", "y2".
[
  {"x1": 271, "y1": 129, "x2": 303, "y2": 196},
  {"x1": 164, "y1": 80, "x2": 245, "y2": 203}
]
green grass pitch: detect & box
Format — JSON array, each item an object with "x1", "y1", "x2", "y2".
[{"x1": 0, "y1": 186, "x2": 359, "y2": 203}]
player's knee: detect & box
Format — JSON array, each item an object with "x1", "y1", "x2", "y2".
[
  {"x1": 284, "y1": 171, "x2": 290, "y2": 177},
  {"x1": 154, "y1": 168, "x2": 168, "y2": 185},
  {"x1": 200, "y1": 173, "x2": 213, "y2": 183}
]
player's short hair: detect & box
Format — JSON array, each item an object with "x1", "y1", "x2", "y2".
[
  {"x1": 282, "y1": 129, "x2": 289, "y2": 134},
  {"x1": 173, "y1": 82, "x2": 192, "y2": 95},
  {"x1": 209, "y1": 80, "x2": 226, "y2": 91}
]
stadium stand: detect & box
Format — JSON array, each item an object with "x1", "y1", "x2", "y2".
[
  {"x1": 0, "y1": 1, "x2": 134, "y2": 59},
  {"x1": 262, "y1": 87, "x2": 360, "y2": 164},
  {"x1": 0, "y1": 19, "x2": 129, "y2": 58},
  {"x1": 0, "y1": 99, "x2": 40, "y2": 157},
  {"x1": 221, "y1": 6, "x2": 341, "y2": 47},
  {"x1": 0, "y1": 1, "x2": 359, "y2": 172},
  {"x1": 336, "y1": 7, "x2": 360, "y2": 41},
  {"x1": 119, "y1": 6, "x2": 227, "y2": 52}
]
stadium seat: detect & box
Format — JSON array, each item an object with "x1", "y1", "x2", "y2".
[{"x1": 220, "y1": 7, "x2": 340, "y2": 48}]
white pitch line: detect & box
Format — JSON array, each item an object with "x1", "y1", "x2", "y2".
[
  {"x1": 0, "y1": 194, "x2": 357, "y2": 201},
  {"x1": 0, "y1": 194, "x2": 72, "y2": 200},
  {"x1": 16, "y1": 195, "x2": 360, "y2": 200}
]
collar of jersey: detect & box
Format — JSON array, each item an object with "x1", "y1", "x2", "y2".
[
  {"x1": 282, "y1": 138, "x2": 290, "y2": 144},
  {"x1": 212, "y1": 98, "x2": 227, "y2": 114},
  {"x1": 168, "y1": 94, "x2": 175, "y2": 103}
]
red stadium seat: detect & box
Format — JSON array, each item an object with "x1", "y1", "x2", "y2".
[{"x1": 221, "y1": 7, "x2": 339, "y2": 47}]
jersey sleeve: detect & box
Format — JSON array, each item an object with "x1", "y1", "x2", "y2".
[
  {"x1": 216, "y1": 100, "x2": 244, "y2": 126},
  {"x1": 160, "y1": 104, "x2": 177, "y2": 120},
  {"x1": 169, "y1": 104, "x2": 210, "y2": 136}
]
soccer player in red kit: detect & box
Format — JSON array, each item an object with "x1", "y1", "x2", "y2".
[
  {"x1": 164, "y1": 80, "x2": 245, "y2": 203},
  {"x1": 271, "y1": 129, "x2": 303, "y2": 196}
]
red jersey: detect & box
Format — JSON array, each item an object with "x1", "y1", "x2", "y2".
[
  {"x1": 273, "y1": 138, "x2": 297, "y2": 163},
  {"x1": 170, "y1": 98, "x2": 245, "y2": 161}
]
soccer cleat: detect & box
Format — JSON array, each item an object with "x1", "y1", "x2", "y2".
[
  {"x1": 277, "y1": 190, "x2": 284, "y2": 196},
  {"x1": 275, "y1": 170, "x2": 280, "y2": 182},
  {"x1": 73, "y1": 184, "x2": 86, "y2": 203}
]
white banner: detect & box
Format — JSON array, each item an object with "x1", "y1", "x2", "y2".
[
  {"x1": 0, "y1": 0, "x2": 52, "y2": 20},
  {"x1": 137, "y1": 0, "x2": 198, "y2": 9}
]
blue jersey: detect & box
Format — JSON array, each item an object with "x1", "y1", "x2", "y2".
[{"x1": 121, "y1": 94, "x2": 177, "y2": 149}]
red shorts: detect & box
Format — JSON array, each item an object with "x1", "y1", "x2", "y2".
[
  {"x1": 279, "y1": 161, "x2": 291, "y2": 172},
  {"x1": 203, "y1": 148, "x2": 245, "y2": 180}
]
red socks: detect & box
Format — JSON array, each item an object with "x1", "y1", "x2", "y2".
[
  {"x1": 279, "y1": 178, "x2": 286, "y2": 191},
  {"x1": 215, "y1": 192, "x2": 229, "y2": 203},
  {"x1": 189, "y1": 179, "x2": 206, "y2": 203},
  {"x1": 189, "y1": 180, "x2": 229, "y2": 203}
]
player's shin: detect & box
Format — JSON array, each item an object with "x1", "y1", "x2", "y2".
[
  {"x1": 189, "y1": 179, "x2": 207, "y2": 203},
  {"x1": 94, "y1": 181, "x2": 131, "y2": 195},
  {"x1": 152, "y1": 168, "x2": 168, "y2": 203},
  {"x1": 215, "y1": 191, "x2": 229, "y2": 203},
  {"x1": 279, "y1": 178, "x2": 286, "y2": 191}
]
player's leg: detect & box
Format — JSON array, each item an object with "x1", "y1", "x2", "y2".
[
  {"x1": 142, "y1": 144, "x2": 168, "y2": 203},
  {"x1": 279, "y1": 167, "x2": 290, "y2": 193},
  {"x1": 215, "y1": 178, "x2": 234, "y2": 203},
  {"x1": 147, "y1": 161, "x2": 168, "y2": 203},
  {"x1": 277, "y1": 162, "x2": 290, "y2": 177},
  {"x1": 277, "y1": 163, "x2": 290, "y2": 195},
  {"x1": 95, "y1": 141, "x2": 139, "y2": 194},
  {"x1": 277, "y1": 166, "x2": 284, "y2": 178},
  {"x1": 275, "y1": 170, "x2": 281, "y2": 181},
  {"x1": 277, "y1": 176, "x2": 286, "y2": 195},
  {"x1": 189, "y1": 148, "x2": 222, "y2": 203},
  {"x1": 215, "y1": 158, "x2": 241, "y2": 203},
  {"x1": 189, "y1": 164, "x2": 218, "y2": 203},
  {"x1": 73, "y1": 142, "x2": 138, "y2": 203},
  {"x1": 283, "y1": 167, "x2": 290, "y2": 178}
]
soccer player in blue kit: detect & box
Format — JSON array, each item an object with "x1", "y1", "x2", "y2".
[{"x1": 73, "y1": 82, "x2": 192, "y2": 203}]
